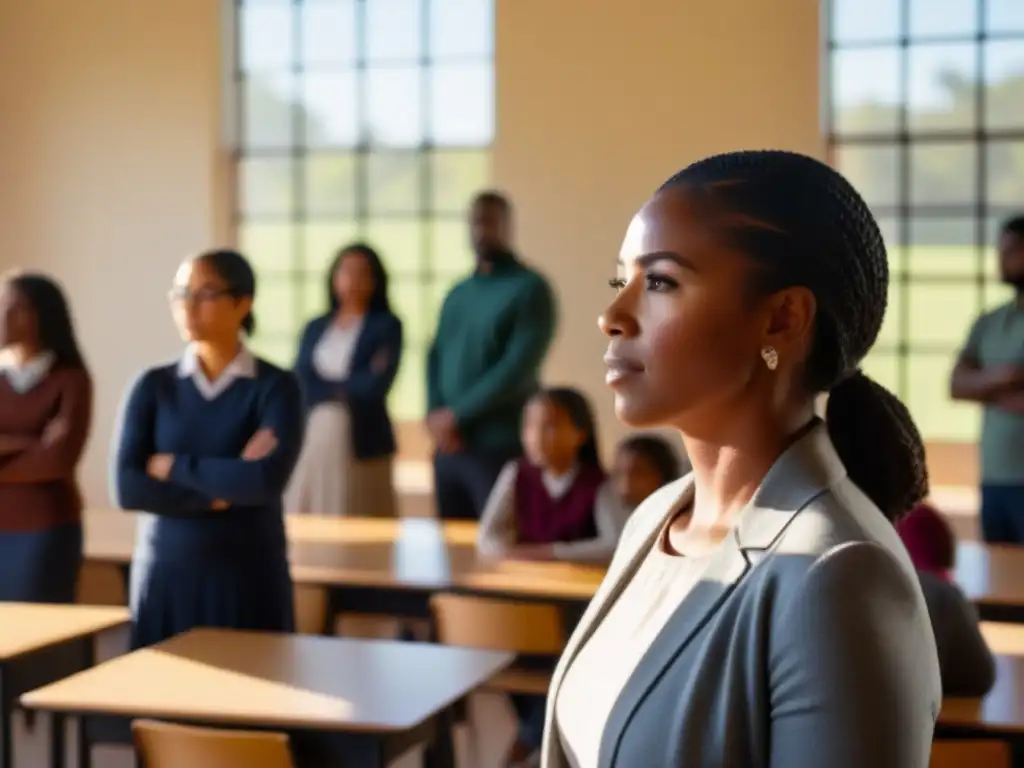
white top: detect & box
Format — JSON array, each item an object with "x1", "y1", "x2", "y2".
[
  {"x1": 555, "y1": 531, "x2": 715, "y2": 768},
  {"x1": 313, "y1": 319, "x2": 364, "y2": 382},
  {"x1": 177, "y1": 344, "x2": 256, "y2": 401},
  {"x1": 0, "y1": 350, "x2": 55, "y2": 393},
  {"x1": 475, "y1": 460, "x2": 630, "y2": 562}
]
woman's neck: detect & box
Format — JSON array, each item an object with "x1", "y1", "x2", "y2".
[
  {"x1": 544, "y1": 458, "x2": 577, "y2": 478},
  {"x1": 336, "y1": 302, "x2": 368, "y2": 323},
  {"x1": 681, "y1": 403, "x2": 814, "y2": 530},
  {"x1": 195, "y1": 340, "x2": 241, "y2": 382}
]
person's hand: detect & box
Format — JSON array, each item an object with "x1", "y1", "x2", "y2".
[
  {"x1": 371, "y1": 350, "x2": 389, "y2": 375},
  {"x1": 146, "y1": 453, "x2": 175, "y2": 480},
  {"x1": 995, "y1": 390, "x2": 1024, "y2": 414},
  {"x1": 41, "y1": 418, "x2": 68, "y2": 446},
  {"x1": 0, "y1": 435, "x2": 33, "y2": 454},
  {"x1": 211, "y1": 499, "x2": 230, "y2": 510},
  {"x1": 242, "y1": 428, "x2": 277, "y2": 460},
  {"x1": 507, "y1": 543, "x2": 557, "y2": 562},
  {"x1": 987, "y1": 364, "x2": 1024, "y2": 392},
  {"x1": 427, "y1": 408, "x2": 462, "y2": 453}
]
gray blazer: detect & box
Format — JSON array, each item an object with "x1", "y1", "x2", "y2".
[{"x1": 542, "y1": 422, "x2": 941, "y2": 768}]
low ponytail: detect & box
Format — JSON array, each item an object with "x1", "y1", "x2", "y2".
[{"x1": 825, "y1": 371, "x2": 929, "y2": 522}]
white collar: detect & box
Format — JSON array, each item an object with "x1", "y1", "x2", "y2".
[
  {"x1": 1, "y1": 350, "x2": 56, "y2": 393},
  {"x1": 178, "y1": 344, "x2": 257, "y2": 400}
]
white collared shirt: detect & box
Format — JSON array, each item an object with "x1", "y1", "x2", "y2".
[
  {"x1": 313, "y1": 318, "x2": 364, "y2": 381},
  {"x1": 0, "y1": 350, "x2": 56, "y2": 393},
  {"x1": 177, "y1": 344, "x2": 257, "y2": 400}
]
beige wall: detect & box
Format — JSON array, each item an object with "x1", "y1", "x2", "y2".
[{"x1": 5, "y1": 0, "x2": 966, "y2": 504}]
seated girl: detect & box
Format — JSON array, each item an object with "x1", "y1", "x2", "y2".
[
  {"x1": 610, "y1": 433, "x2": 683, "y2": 513},
  {"x1": 476, "y1": 386, "x2": 625, "y2": 564},
  {"x1": 897, "y1": 501, "x2": 995, "y2": 697}
]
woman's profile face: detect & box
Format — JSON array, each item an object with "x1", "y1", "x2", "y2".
[
  {"x1": 332, "y1": 252, "x2": 375, "y2": 306},
  {"x1": 170, "y1": 258, "x2": 250, "y2": 343},
  {"x1": 0, "y1": 284, "x2": 37, "y2": 350},
  {"x1": 599, "y1": 189, "x2": 769, "y2": 431}
]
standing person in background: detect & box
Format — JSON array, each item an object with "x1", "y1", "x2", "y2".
[
  {"x1": 0, "y1": 272, "x2": 91, "y2": 603},
  {"x1": 426, "y1": 191, "x2": 557, "y2": 520},
  {"x1": 288, "y1": 243, "x2": 402, "y2": 517},
  {"x1": 113, "y1": 250, "x2": 303, "y2": 649},
  {"x1": 951, "y1": 215, "x2": 1024, "y2": 543}
]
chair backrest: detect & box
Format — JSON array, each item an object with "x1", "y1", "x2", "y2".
[
  {"x1": 930, "y1": 739, "x2": 1011, "y2": 768},
  {"x1": 133, "y1": 719, "x2": 295, "y2": 768},
  {"x1": 430, "y1": 594, "x2": 565, "y2": 655}
]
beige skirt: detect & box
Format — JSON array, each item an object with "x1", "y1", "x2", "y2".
[{"x1": 284, "y1": 403, "x2": 397, "y2": 517}]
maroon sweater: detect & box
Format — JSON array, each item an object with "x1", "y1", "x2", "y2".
[
  {"x1": 0, "y1": 367, "x2": 92, "y2": 532},
  {"x1": 513, "y1": 459, "x2": 604, "y2": 544}
]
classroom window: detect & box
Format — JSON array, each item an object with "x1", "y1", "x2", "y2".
[
  {"x1": 827, "y1": 0, "x2": 1024, "y2": 441},
  {"x1": 232, "y1": 0, "x2": 495, "y2": 422}
]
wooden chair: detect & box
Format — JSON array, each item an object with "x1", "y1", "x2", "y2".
[
  {"x1": 930, "y1": 739, "x2": 1011, "y2": 768},
  {"x1": 132, "y1": 719, "x2": 295, "y2": 768},
  {"x1": 430, "y1": 594, "x2": 565, "y2": 765}
]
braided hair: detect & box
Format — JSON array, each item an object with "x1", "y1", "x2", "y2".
[{"x1": 660, "y1": 150, "x2": 928, "y2": 521}]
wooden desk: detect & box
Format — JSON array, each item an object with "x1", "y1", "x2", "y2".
[
  {"x1": 955, "y1": 542, "x2": 1024, "y2": 621},
  {"x1": 22, "y1": 629, "x2": 512, "y2": 768},
  {"x1": 0, "y1": 603, "x2": 128, "y2": 768},
  {"x1": 982, "y1": 622, "x2": 1024, "y2": 656},
  {"x1": 941, "y1": 654, "x2": 1024, "y2": 737}
]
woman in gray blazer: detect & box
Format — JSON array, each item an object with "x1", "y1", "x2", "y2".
[{"x1": 542, "y1": 151, "x2": 942, "y2": 768}]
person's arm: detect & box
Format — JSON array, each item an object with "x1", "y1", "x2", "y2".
[
  {"x1": 426, "y1": 337, "x2": 444, "y2": 411},
  {"x1": 552, "y1": 480, "x2": 629, "y2": 563},
  {"x1": 450, "y1": 279, "x2": 556, "y2": 426},
  {"x1": 0, "y1": 369, "x2": 92, "y2": 483},
  {"x1": 950, "y1": 315, "x2": 1019, "y2": 403},
  {"x1": 168, "y1": 372, "x2": 304, "y2": 506},
  {"x1": 768, "y1": 542, "x2": 939, "y2": 768},
  {"x1": 293, "y1": 319, "x2": 340, "y2": 408},
  {"x1": 339, "y1": 314, "x2": 403, "y2": 402},
  {"x1": 475, "y1": 461, "x2": 520, "y2": 556},
  {"x1": 112, "y1": 370, "x2": 214, "y2": 514},
  {"x1": 935, "y1": 581, "x2": 996, "y2": 697}
]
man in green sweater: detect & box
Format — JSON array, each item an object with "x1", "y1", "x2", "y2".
[{"x1": 426, "y1": 191, "x2": 557, "y2": 520}]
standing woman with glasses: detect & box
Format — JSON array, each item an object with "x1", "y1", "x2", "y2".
[
  {"x1": 0, "y1": 272, "x2": 91, "y2": 603},
  {"x1": 287, "y1": 243, "x2": 403, "y2": 517},
  {"x1": 112, "y1": 250, "x2": 304, "y2": 648}
]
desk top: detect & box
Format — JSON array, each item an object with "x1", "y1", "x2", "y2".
[
  {"x1": 0, "y1": 603, "x2": 129, "y2": 661},
  {"x1": 955, "y1": 542, "x2": 1024, "y2": 607},
  {"x1": 84, "y1": 510, "x2": 606, "y2": 601},
  {"x1": 21, "y1": 629, "x2": 513, "y2": 732},
  {"x1": 981, "y1": 622, "x2": 1024, "y2": 656}
]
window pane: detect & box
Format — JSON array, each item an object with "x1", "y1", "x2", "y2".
[
  {"x1": 304, "y1": 153, "x2": 358, "y2": 217},
  {"x1": 253, "y1": 275, "x2": 298, "y2": 337},
  {"x1": 431, "y1": 220, "x2": 473, "y2": 275},
  {"x1": 301, "y1": 72, "x2": 358, "y2": 147},
  {"x1": 909, "y1": 217, "x2": 980, "y2": 276},
  {"x1": 242, "y1": 75, "x2": 295, "y2": 149},
  {"x1": 390, "y1": 348, "x2": 424, "y2": 421},
  {"x1": 240, "y1": 2, "x2": 294, "y2": 72},
  {"x1": 367, "y1": 152, "x2": 422, "y2": 215},
  {"x1": 909, "y1": 142, "x2": 977, "y2": 205},
  {"x1": 430, "y1": 149, "x2": 489, "y2": 213},
  {"x1": 831, "y1": 48, "x2": 902, "y2": 135},
  {"x1": 831, "y1": 0, "x2": 900, "y2": 43},
  {"x1": 907, "y1": 352, "x2": 978, "y2": 441},
  {"x1": 835, "y1": 144, "x2": 900, "y2": 209},
  {"x1": 430, "y1": 64, "x2": 494, "y2": 146},
  {"x1": 391, "y1": 279, "x2": 427, "y2": 343},
  {"x1": 987, "y1": 0, "x2": 1024, "y2": 32},
  {"x1": 878, "y1": 279, "x2": 904, "y2": 347},
  {"x1": 365, "y1": 219, "x2": 425, "y2": 274},
  {"x1": 301, "y1": 0, "x2": 357, "y2": 67},
  {"x1": 907, "y1": 283, "x2": 979, "y2": 346},
  {"x1": 987, "y1": 141, "x2": 1024, "y2": 207},
  {"x1": 365, "y1": 68, "x2": 424, "y2": 147},
  {"x1": 985, "y1": 41, "x2": 1024, "y2": 130},
  {"x1": 984, "y1": 280, "x2": 1014, "y2": 310},
  {"x1": 909, "y1": 0, "x2": 978, "y2": 38},
  {"x1": 303, "y1": 221, "x2": 361, "y2": 275},
  {"x1": 239, "y1": 158, "x2": 294, "y2": 217},
  {"x1": 366, "y1": 0, "x2": 422, "y2": 63},
  {"x1": 301, "y1": 273, "x2": 331, "y2": 319},
  {"x1": 430, "y1": 0, "x2": 493, "y2": 59},
  {"x1": 907, "y1": 44, "x2": 977, "y2": 133},
  {"x1": 248, "y1": 336, "x2": 295, "y2": 368},
  {"x1": 861, "y1": 352, "x2": 900, "y2": 394},
  {"x1": 240, "y1": 222, "x2": 295, "y2": 275}
]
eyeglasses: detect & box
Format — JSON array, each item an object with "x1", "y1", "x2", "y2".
[{"x1": 168, "y1": 287, "x2": 233, "y2": 305}]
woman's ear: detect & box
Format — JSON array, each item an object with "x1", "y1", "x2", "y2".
[{"x1": 762, "y1": 286, "x2": 816, "y2": 359}]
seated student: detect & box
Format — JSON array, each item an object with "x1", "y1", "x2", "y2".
[
  {"x1": 476, "y1": 386, "x2": 625, "y2": 564},
  {"x1": 610, "y1": 433, "x2": 682, "y2": 513},
  {"x1": 897, "y1": 501, "x2": 995, "y2": 697}
]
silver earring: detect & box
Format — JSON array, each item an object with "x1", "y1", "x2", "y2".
[{"x1": 761, "y1": 346, "x2": 779, "y2": 371}]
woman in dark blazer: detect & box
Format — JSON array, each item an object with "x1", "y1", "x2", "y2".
[
  {"x1": 286, "y1": 243, "x2": 403, "y2": 517},
  {"x1": 543, "y1": 152, "x2": 940, "y2": 768}
]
